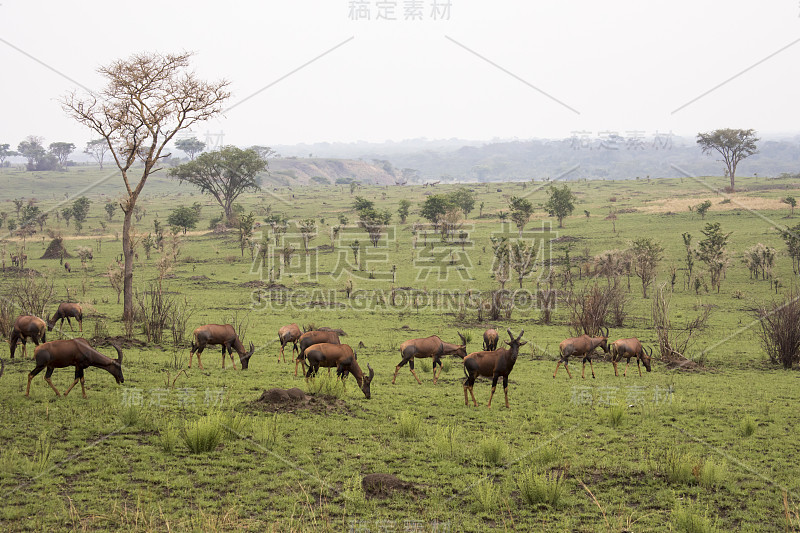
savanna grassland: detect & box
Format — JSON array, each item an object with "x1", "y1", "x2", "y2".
[{"x1": 2, "y1": 165, "x2": 800, "y2": 532}]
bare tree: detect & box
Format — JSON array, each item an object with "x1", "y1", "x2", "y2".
[
  {"x1": 754, "y1": 292, "x2": 800, "y2": 369},
  {"x1": 62, "y1": 52, "x2": 230, "y2": 321},
  {"x1": 652, "y1": 283, "x2": 710, "y2": 362}
]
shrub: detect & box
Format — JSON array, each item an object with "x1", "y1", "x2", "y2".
[
  {"x1": 182, "y1": 415, "x2": 224, "y2": 453},
  {"x1": 397, "y1": 411, "x2": 421, "y2": 439},
  {"x1": 517, "y1": 468, "x2": 564, "y2": 508},
  {"x1": 754, "y1": 292, "x2": 800, "y2": 369},
  {"x1": 479, "y1": 435, "x2": 508, "y2": 465}
]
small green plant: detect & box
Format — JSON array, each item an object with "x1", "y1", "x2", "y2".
[
  {"x1": 305, "y1": 372, "x2": 345, "y2": 398},
  {"x1": 26, "y1": 432, "x2": 52, "y2": 476},
  {"x1": 697, "y1": 458, "x2": 727, "y2": 489},
  {"x1": 441, "y1": 360, "x2": 452, "y2": 374},
  {"x1": 517, "y1": 468, "x2": 564, "y2": 508},
  {"x1": 182, "y1": 414, "x2": 224, "y2": 453},
  {"x1": 255, "y1": 414, "x2": 280, "y2": 448},
  {"x1": 158, "y1": 421, "x2": 179, "y2": 453},
  {"x1": 342, "y1": 473, "x2": 366, "y2": 506},
  {"x1": 397, "y1": 411, "x2": 422, "y2": 439},
  {"x1": 606, "y1": 404, "x2": 625, "y2": 428},
  {"x1": 119, "y1": 404, "x2": 151, "y2": 429},
  {"x1": 431, "y1": 424, "x2": 461, "y2": 459},
  {"x1": 473, "y1": 480, "x2": 502, "y2": 512},
  {"x1": 739, "y1": 416, "x2": 756, "y2": 437},
  {"x1": 418, "y1": 360, "x2": 432, "y2": 373},
  {"x1": 662, "y1": 447, "x2": 697, "y2": 485},
  {"x1": 672, "y1": 502, "x2": 719, "y2": 533},
  {"x1": 221, "y1": 412, "x2": 249, "y2": 439},
  {"x1": 479, "y1": 435, "x2": 508, "y2": 466}
]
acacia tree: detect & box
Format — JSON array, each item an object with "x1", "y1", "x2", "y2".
[
  {"x1": 49, "y1": 142, "x2": 75, "y2": 168},
  {"x1": 544, "y1": 184, "x2": 576, "y2": 228},
  {"x1": 63, "y1": 51, "x2": 230, "y2": 321},
  {"x1": 0, "y1": 144, "x2": 18, "y2": 166},
  {"x1": 696, "y1": 128, "x2": 759, "y2": 190},
  {"x1": 84, "y1": 139, "x2": 110, "y2": 169},
  {"x1": 170, "y1": 146, "x2": 266, "y2": 224},
  {"x1": 175, "y1": 137, "x2": 206, "y2": 160},
  {"x1": 630, "y1": 237, "x2": 663, "y2": 298},
  {"x1": 784, "y1": 196, "x2": 796, "y2": 217}
]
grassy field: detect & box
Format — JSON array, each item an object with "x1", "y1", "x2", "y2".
[{"x1": 1, "y1": 165, "x2": 800, "y2": 531}]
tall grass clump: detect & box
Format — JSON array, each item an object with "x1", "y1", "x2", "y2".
[
  {"x1": 182, "y1": 414, "x2": 224, "y2": 453},
  {"x1": 441, "y1": 360, "x2": 452, "y2": 374},
  {"x1": 672, "y1": 502, "x2": 719, "y2": 533},
  {"x1": 473, "y1": 480, "x2": 502, "y2": 512},
  {"x1": 158, "y1": 421, "x2": 179, "y2": 453},
  {"x1": 418, "y1": 360, "x2": 432, "y2": 373},
  {"x1": 697, "y1": 458, "x2": 727, "y2": 489},
  {"x1": 430, "y1": 424, "x2": 461, "y2": 459},
  {"x1": 220, "y1": 412, "x2": 249, "y2": 439},
  {"x1": 25, "y1": 432, "x2": 53, "y2": 476},
  {"x1": 397, "y1": 411, "x2": 421, "y2": 439},
  {"x1": 305, "y1": 372, "x2": 345, "y2": 398},
  {"x1": 739, "y1": 416, "x2": 756, "y2": 437},
  {"x1": 662, "y1": 447, "x2": 697, "y2": 485},
  {"x1": 255, "y1": 414, "x2": 281, "y2": 448},
  {"x1": 478, "y1": 435, "x2": 508, "y2": 465},
  {"x1": 517, "y1": 468, "x2": 564, "y2": 508},
  {"x1": 605, "y1": 404, "x2": 625, "y2": 428}
]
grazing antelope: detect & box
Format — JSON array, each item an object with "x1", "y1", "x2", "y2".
[
  {"x1": 304, "y1": 342, "x2": 374, "y2": 399},
  {"x1": 10, "y1": 315, "x2": 47, "y2": 358},
  {"x1": 554, "y1": 327, "x2": 610, "y2": 379},
  {"x1": 392, "y1": 333, "x2": 467, "y2": 385},
  {"x1": 26, "y1": 339, "x2": 123, "y2": 398},
  {"x1": 189, "y1": 324, "x2": 255, "y2": 370},
  {"x1": 47, "y1": 303, "x2": 83, "y2": 332},
  {"x1": 611, "y1": 338, "x2": 653, "y2": 377},
  {"x1": 463, "y1": 329, "x2": 526, "y2": 409},
  {"x1": 296, "y1": 330, "x2": 341, "y2": 376},
  {"x1": 64, "y1": 262, "x2": 71, "y2": 273},
  {"x1": 278, "y1": 323, "x2": 302, "y2": 363},
  {"x1": 483, "y1": 328, "x2": 499, "y2": 351}
]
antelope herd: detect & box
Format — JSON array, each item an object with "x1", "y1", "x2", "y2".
[{"x1": 6, "y1": 301, "x2": 654, "y2": 405}]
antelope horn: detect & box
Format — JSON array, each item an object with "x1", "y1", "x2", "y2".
[
  {"x1": 646, "y1": 346, "x2": 653, "y2": 358},
  {"x1": 602, "y1": 326, "x2": 609, "y2": 337},
  {"x1": 367, "y1": 363, "x2": 374, "y2": 380},
  {"x1": 507, "y1": 328, "x2": 514, "y2": 340},
  {"x1": 114, "y1": 344, "x2": 123, "y2": 365},
  {"x1": 516, "y1": 330, "x2": 524, "y2": 342},
  {"x1": 249, "y1": 342, "x2": 255, "y2": 355}
]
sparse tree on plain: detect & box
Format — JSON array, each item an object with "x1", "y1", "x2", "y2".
[
  {"x1": 544, "y1": 184, "x2": 576, "y2": 228},
  {"x1": 695, "y1": 200, "x2": 711, "y2": 219},
  {"x1": 696, "y1": 128, "x2": 759, "y2": 190},
  {"x1": 49, "y1": 142, "x2": 75, "y2": 168},
  {"x1": 175, "y1": 137, "x2": 206, "y2": 160},
  {"x1": 298, "y1": 219, "x2": 317, "y2": 254},
  {"x1": 696, "y1": 222, "x2": 730, "y2": 293},
  {"x1": 105, "y1": 202, "x2": 116, "y2": 221},
  {"x1": 167, "y1": 205, "x2": 200, "y2": 234},
  {"x1": 509, "y1": 196, "x2": 534, "y2": 237},
  {"x1": 63, "y1": 51, "x2": 230, "y2": 321},
  {"x1": 84, "y1": 139, "x2": 110, "y2": 169},
  {"x1": 397, "y1": 199, "x2": 411, "y2": 223},
  {"x1": 0, "y1": 144, "x2": 18, "y2": 166},
  {"x1": 784, "y1": 196, "x2": 796, "y2": 217},
  {"x1": 630, "y1": 237, "x2": 663, "y2": 298}
]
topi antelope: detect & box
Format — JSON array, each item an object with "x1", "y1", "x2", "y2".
[
  {"x1": 47, "y1": 303, "x2": 83, "y2": 332},
  {"x1": 10, "y1": 315, "x2": 47, "y2": 358},
  {"x1": 483, "y1": 328, "x2": 499, "y2": 351},
  {"x1": 189, "y1": 324, "x2": 255, "y2": 370},
  {"x1": 26, "y1": 339, "x2": 123, "y2": 398},
  {"x1": 610, "y1": 338, "x2": 652, "y2": 377},
  {"x1": 392, "y1": 333, "x2": 467, "y2": 385},
  {"x1": 64, "y1": 262, "x2": 71, "y2": 273},
  {"x1": 554, "y1": 327, "x2": 609, "y2": 379},
  {"x1": 304, "y1": 342, "x2": 374, "y2": 399},
  {"x1": 463, "y1": 329, "x2": 526, "y2": 409},
  {"x1": 296, "y1": 330, "x2": 341, "y2": 376},
  {"x1": 278, "y1": 323, "x2": 302, "y2": 363}
]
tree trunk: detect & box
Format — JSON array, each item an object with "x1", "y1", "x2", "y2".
[{"x1": 122, "y1": 205, "x2": 135, "y2": 322}]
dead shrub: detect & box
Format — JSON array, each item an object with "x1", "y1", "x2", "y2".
[
  {"x1": 565, "y1": 282, "x2": 626, "y2": 336},
  {"x1": 652, "y1": 283, "x2": 710, "y2": 362},
  {"x1": 9, "y1": 271, "x2": 54, "y2": 317},
  {"x1": 754, "y1": 292, "x2": 800, "y2": 369}
]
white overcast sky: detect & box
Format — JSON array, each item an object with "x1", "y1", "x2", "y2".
[{"x1": 1, "y1": 0, "x2": 799, "y2": 148}]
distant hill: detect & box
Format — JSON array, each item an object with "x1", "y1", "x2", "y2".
[{"x1": 265, "y1": 158, "x2": 398, "y2": 186}]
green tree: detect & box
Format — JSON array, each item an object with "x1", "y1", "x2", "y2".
[
  {"x1": 105, "y1": 202, "x2": 117, "y2": 221},
  {"x1": 61, "y1": 207, "x2": 73, "y2": 227},
  {"x1": 17, "y1": 136, "x2": 46, "y2": 170},
  {"x1": 785, "y1": 196, "x2": 796, "y2": 217},
  {"x1": 696, "y1": 128, "x2": 759, "y2": 190},
  {"x1": 696, "y1": 222, "x2": 731, "y2": 293},
  {"x1": 298, "y1": 219, "x2": 317, "y2": 254},
  {"x1": 48, "y1": 142, "x2": 75, "y2": 168},
  {"x1": 509, "y1": 196, "x2": 534, "y2": 237},
  {"x1": 20, "y1": 204, "x2": 41, "y2": 230},
  {"x1": 0, "y1": 144, "x2": 18, "y2": 166},
  {"x1": 695, "y1": 200, "x2": 712, "y2": 219},
  {"x1": 420, "y1": 194, "x2": 452, "y2": 230},
  {"x1": 170, "y1": 146, "x2": 266, "y2": 224},
  {"x1": 358, "y1": 208, "x2": 392, "y2": 247},
  {"x1": 353, "y1": 196, "x2": 374, "y2": 212},
  {"x1": 167, "y1": 205, "x2": 200, "y2": 234},
  {"x1": 63, "y1": 51, "x2": 230, "y2": 321},
  {"x1": 237, "y1": 212, "x2": 256, "y2": 257},
  {"x1": 397, "y1": 199, "x2": 411, "y2": 223},
  {"x1": 630, "y1": 237, "x2": 664, "y2": 298},
  {"x1": 544, "y1": 184, "x2": 576, "y2": 228},
  {"x1": 175, "y1": 137, "x2": 206, "y2": 160},
  {"x1": 71, "y1": 197, "x2": 91, "y2": 224},
  {"x1": 447, "y1": 187, "x2": 475, "y2": 217},
  {"x1": 780, "y1": 222, "x2": 800, "y2": 275}
]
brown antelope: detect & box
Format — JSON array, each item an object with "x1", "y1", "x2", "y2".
[
  {"x1": 278, "y1": 323, "x2": 302, "y2": 363},
  {"x1": 554, "y1": 327, "x2": 610, "y2": 379},
  {"x1": 611, "y1": 338, "x2": 653, "y2": 377},
  {"x1": 10, "y1": 315, "x2": 47, "y2": 358},
  {"x1": 392, "y1": 333, "x2": 467, "y2": 385},
  {"x1": 189, "y1": 324, "x2": 255, "y2": 370},
  {"x1": 47, "y1": 303, "x2": 83, "y2": 332},
  {"x1": 304, "y1": 342, "x2": 374, "y2": 399},
  {"x1": 483, "y1": 328, "x2": 499, "y2": 351},
  {"x1": 26, "y1": 339, "x2": 123, "y2": 398},
  {"x1": 296, "y1": 330, "x2": 341, "y2": 376},
  {"x1": 64, "y1": 262, "x2": 71, "y2": 273},
  {"x1": 464, "y1": 329, "x2": 526, "y2": 409}
]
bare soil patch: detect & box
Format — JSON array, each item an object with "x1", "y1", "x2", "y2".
[
  {"x1": 361, "y1": 473, "x2": 420, "y2": 499},
  {"x1": 249, "y1": 387, "x2": 352, "y2": 415}
]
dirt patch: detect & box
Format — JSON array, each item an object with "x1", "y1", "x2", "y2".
[
  {"x1": 643, "y1": 195, "x2": 785, "y2": 214},
  {"x1": 249, "y1": 388, "x2": 352, "y2": 415},
  {"x1": 89, "y1": 335, "x2": 156, "y2": 350},
  {"x1": 550, "y1": 236, "x2": 581, "y2": 243},
  {"x1": 189, "y1": 275, "x2": 210, "y2": 281},
  {"x1": 240, "y1": 280, "x2": 290, "y2": 290},
  {"x1": 361, "y1": 474, "x2": 419, "y2": 499}
]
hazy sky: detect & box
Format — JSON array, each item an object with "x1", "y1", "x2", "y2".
[{"x1": 1, "y1": 0, "x2": 799, "y2": 149}]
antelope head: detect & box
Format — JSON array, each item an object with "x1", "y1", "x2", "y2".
[
  {"x1": 361, "y1": 364, "x2": 374, "y2": 399},
  {"x1": 240, "y1": 342, "x2": 256, "y2": 369}
]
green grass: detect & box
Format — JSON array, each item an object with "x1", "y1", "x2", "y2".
[
  {"x1": 2, "y1": 170, "x2": 800, "y2": 530},
  {"x1": 181, "y1": 414, "x2": 225, "y2": 453},
  {"x1": 517, "y1": 468, "x2": 564, "y2": 508}
]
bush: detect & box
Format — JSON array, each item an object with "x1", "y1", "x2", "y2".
[
  {"x1": 478, "y1": 435, "x2": 508, "y2": 465},
  {"x1": 182, "y1": 415, "x2": 224, "y2": 453},
  {"x1": 397, "y1": 411, "x2": 422, "y2": 439},
  {"x1": 517, "y1": 468, "x2": 564, "y2": 508},
  {"x1": 754, "y1": 292, "x2": 800, "y2": 369}
]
